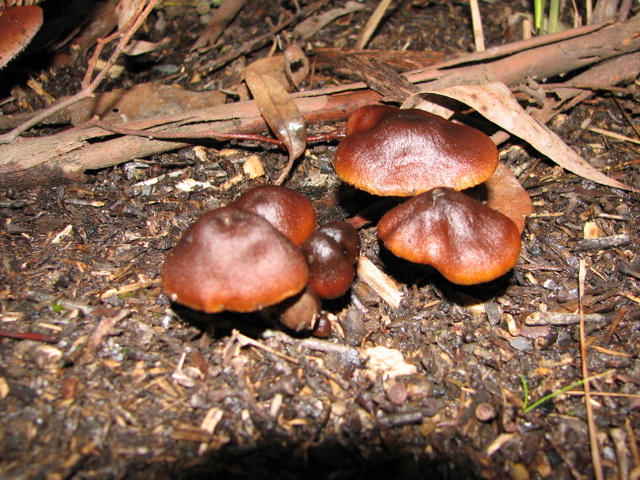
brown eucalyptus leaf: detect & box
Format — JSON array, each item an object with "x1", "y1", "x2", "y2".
[
  {"x1": 244, "y1": 56, "x2": 292, "y2": 92},
  {"x1": 407, "y1": 82, "x2": 636, "y2": 192},
  {"x1": 115, "y1": 0, "x2": 143, "y2": 31},
  {"x1": 0, "y1": 6, "x2": 43, "y2": 69},
  {"x1": 68, "y1": 83, "x2": 226, "y2": 125},
  {"x1": 191, "y1": 0, "x2": 247, "y2": 53},
  {"x1": 283, "y1": 44, "x2": 310, "y2": 89},
  {"x1": 294, "y1": 1, "x2": 365, "y2": 40},
  {"x1": 466, "y1": 163, "x2": 532, "y2": 234},
  {"x1": 244, "y1": 70, "x2": 307, "y2": 162}
]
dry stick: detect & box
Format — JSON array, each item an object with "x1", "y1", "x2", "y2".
[
  {"x1": 579, "y1": 260, "x2": 604, "y2": 480},
  {"x1": 0, "y1": 15, "x2": 638, "y2": 187},
  {"x1": 469, "y1": 0, "x2": 486, "y2": 52},
  {"x1": 354, "y1": 0, "x2": 392, "y2": 49},
  {"x1": 0, "y1": 0, "x2": 161, "y2": 145},
  {"x1": 626, "y1": 417, "x2": 640, "y2": 473}
]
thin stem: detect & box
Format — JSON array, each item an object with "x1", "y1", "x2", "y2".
[{"x1": 522, "y1": 369, "x2": 613, "y2": 413}]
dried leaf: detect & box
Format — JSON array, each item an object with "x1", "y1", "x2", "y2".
[
  {"x1": 294, "y1": 1, "x2": 365, "y2": 40},
  {"x1": 283, "y1": 45, "x2": 310, "y2": 89},
  {"x1": 406, "y1": 82, "x2": 636, "y2": 192},
  {"x1": 244, "y1": 70, "x2": 307, "y2": 166},
  {"x1": 466, "y1": 163, "x2": 532, "y2": 233},
  {"x1": 115, "y1": 0, "x2": 145, "y2": 31},
  {"x1": 191, "y1": 0, "x2": 247, "y2": 53},
  {"x1": 0, "y1": 6, "x2": 43, "y2": 69},
  {"x1": 124, "y1": 39, "x2": 161, "y2": 56},
  {"x1": 244, "y1": 55, "x2": 294, "y2": 92},
  {"x1": 68, "y1": 83, "x2": 226, "y2": 125}
]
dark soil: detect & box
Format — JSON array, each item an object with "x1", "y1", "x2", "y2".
[{"x1": 1, "y1": 1, "x2": 639, "y2": 479}]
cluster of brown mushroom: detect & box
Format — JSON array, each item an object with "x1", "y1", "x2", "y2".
[
  {"x1": 163, "y1": 104, "x2": 524, "y2": 335},
  {"x1": 162, "y1": 185, "x2": 359, "y2": 335},
  {"x1": 333, "y1": 105, "x2": 523, "y2": 285}
]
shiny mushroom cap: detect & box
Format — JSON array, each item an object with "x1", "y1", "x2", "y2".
[
  {"x1": 230, "y1": 185, "x2": 317, "y2": 246},
  {"x1": 377, "y1": 188, "x2": 521, "y2": 285},
  {"x1": 333, "y1": 105, "x2": 499, "y2": 196},
  {"x1": 301, "y1": 221, "x2": 360, "y2": 299},
  {"x1": 162, "y1": 206, "x2": 308, "y2": 313}
]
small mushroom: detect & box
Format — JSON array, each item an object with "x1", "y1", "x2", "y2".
[
  {"x1": 162, "y1": 206, "x2": 308, "y2": 313},
  {"x1": 230, "y1": 185, "x2": 316, "y2": 246},
  {"x1": 377, "y1": 188, "x2": 521, "y2": 285},
  {"x1": 301, "y1": 221, "x2": 360, "y2": 299},
  {"x1": 312, "y1": 220, "x2": 361, "y2": 264},
  {"x1": 333, "y1": 105, "x2": 499, "y2": 196}
]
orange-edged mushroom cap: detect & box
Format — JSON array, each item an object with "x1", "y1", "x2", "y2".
[
  {"x1": 162, "y1": 206, "x2": 308, "y2": 313},
  {"x1": 0, "y1": 6, "x2": 43, "y2": 69},
  {"x1": 333, "y1": 105, "x2": 499, "y2": 196},
  {"x1": 230, "y1": 185, "x2": 317, "y2": 246},
  {"x1": 377, "y1": 188, "x2": 521, "y2": 285}
]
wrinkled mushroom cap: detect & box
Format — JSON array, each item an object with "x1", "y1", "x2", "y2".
[
  {"x1": 162, "y1": 206, "x2": 308, "y2": 313},
  {"x1": 378, "y1": 188, "x2": 521, "y2": 285},
  {"x1": 333, "y1": 105, "x2": 499, "y2": 196},
  {"x1": 231, "y1": 185, "x2": 317, "y2": 246}
]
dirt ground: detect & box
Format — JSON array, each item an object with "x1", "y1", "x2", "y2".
[{"x1": 1, "y1": 1, "x2": 639, "y2": 479}]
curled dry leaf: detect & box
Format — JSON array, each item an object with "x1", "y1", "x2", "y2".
[
  {"x1": 466, "y1": 162, "x2": 532, "y2": 234},
  {"x1": 0, "y1": 5, "x2": 43, "y2": 69},
  {"x1": 244, "y1": 70, "x2": 308, "y2": 179},
  {"x1": 283, "y1": 44, "x2": 310, "y2": 90},
  {"x1": 406, "y1": 82, "x2": 635, "y2": 192}
]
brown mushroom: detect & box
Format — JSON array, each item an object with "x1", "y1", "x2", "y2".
[
  {"x1": 377, "y1": 188, "x2": 521, "y2": 285},
  {"x1": 230, "y1": 185, "x2": 316, "y2": 246},
  {"x1": 162, "y1": 206, "x2": 308, "y2": 313},
  {"x1": 0, "y1": 6, "x2": 43, "y2": 69},
  {"x1": 333, "y1": 105, "x2": 499, "y2": 196},
  {"x1": 301, "y1": 221, "x2": 360, "y2": 299}
]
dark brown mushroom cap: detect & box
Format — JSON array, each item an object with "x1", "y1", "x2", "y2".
[
  {"x1": 230, "y1": 185, "x2": 316, "y2": 246},
  {"x1": 377, "y1": 188, "x2": 521, "y2": 285},
  {"x1": 162, "y1": 206, "x2": 308, "y2": 313},
  {"x1": 313, "y1": 220, "x2": 361, "y2": 264},
  {"x1": 333, "y1": 105, "x2": 499, "y2": 196},
  {"x1": 301, "y1": 223, "x2": 360, "y2": 299}
]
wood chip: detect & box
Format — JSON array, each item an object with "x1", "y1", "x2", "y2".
[{"x1": 356, "y1": 256, "x2": 404, "y2": 309}]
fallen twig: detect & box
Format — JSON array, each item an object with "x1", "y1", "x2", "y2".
[{"x1": 579, "y1": 260, "x2": 604, "y2": 480}]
